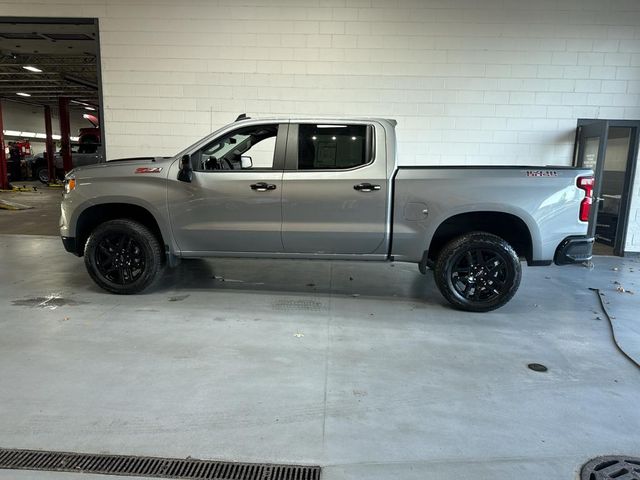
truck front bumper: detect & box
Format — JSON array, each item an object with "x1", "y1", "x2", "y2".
[
  {"x1": 554, "y1": 236, "x2": 594, "y2": 265},
  {"x1": 61, "y1": 236, "x2": 80, "y2": 256}
]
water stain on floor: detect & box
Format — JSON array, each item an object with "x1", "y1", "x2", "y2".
[{"x1": 12, "y1": 295, "x2": 87, "y2": 310}]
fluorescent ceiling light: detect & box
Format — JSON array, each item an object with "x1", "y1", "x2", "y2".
[
  {"x1": 16, "y1": 92, "x2": 31, "y2": 97},
  {"x1": 71, "y1": 100, "x2": 89, "y2": 106},
  {"x1": 2, "y1": 131, "x2": 80, "y2": 142},
  {"x1": 23, "y1": 66, "x2": 42, "y2": 73},
  {"x1": 84, "y1": 106, "x2": 95, "y2": 111}
]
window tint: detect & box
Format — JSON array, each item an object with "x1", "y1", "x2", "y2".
[
  {"x1": 298, "y1": 124, "x2": 370, "y2": 170},
  {"x1": 195, "y1": 124, "x2": 278, "y2": 171}
]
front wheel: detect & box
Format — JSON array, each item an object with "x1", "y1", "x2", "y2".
[
  {"x1": 434, "y1": 232, "x2": 521, "y2": 312},
  {"x1": 84, "y1": 219, "x2": 164, "y2": 294}
]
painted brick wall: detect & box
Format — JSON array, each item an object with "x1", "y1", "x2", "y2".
[{"x1": 1, "y1": 0, "x2": 640, "y2": 250}]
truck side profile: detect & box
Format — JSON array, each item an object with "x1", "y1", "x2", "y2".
[{"x1": 60, "y1": 117, "x2": 594, "y2": 311}]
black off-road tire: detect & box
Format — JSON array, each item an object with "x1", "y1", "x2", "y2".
[
  {"x1": 84, "y1": 219, "x2": 164, "y2": 294},
  {"x1": 434, "y1": 232, "x2": 521, "y2": 312}
]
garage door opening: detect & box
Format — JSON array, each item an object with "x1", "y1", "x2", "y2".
[{"x1": 0, "y1": 16, "x2": 103, "y2": 190}]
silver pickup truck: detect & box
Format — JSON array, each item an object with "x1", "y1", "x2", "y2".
[{"x1": 60, "y1": 116, "x2": 594, "y2": 311}]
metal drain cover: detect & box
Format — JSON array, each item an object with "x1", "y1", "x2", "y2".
[
  {"x1": 0, "y1": 448, "x2": 321, "y2": 480},
  {"x1": 581, "y1": 456, "x2": 640, "y2": 480}
]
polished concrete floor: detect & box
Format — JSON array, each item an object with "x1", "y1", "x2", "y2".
[{"x1": 0, "y1": 234, "x2": 639, "y2": 480}]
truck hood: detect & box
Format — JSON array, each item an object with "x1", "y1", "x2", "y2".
[{"x1": 69, "y1": 156, "x2": 173, "y2": 178}]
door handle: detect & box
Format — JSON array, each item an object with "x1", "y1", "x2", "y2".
[
  {"x1": 250, "y1": 182, "x2": 277, "y2": 192},
  {"x1": 354, "y1": 183, "x2": 381, "y2": 192}
]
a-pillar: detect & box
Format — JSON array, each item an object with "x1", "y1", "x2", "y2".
[
  {"x1": 58, "y1": 97, "x2": 72, "y2": 173},
  {"x1": 0, "y1": 99, "x2": 9, "y2": 190},
  {"x1": 44, "y1": 105, "x2": 55, "y2": 183}
]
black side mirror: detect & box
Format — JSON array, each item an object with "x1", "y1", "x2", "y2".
[{"x1": 177, "y1": 154, "x2": 193, "y2": 183}]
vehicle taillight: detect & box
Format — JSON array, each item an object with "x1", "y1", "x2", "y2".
[{"x1": 577, "y1": 176, "x2": 594, "y2": 222}]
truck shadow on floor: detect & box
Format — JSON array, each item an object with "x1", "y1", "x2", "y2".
[{"x1": 155, "y1": 257, "x2": 444, "y2": 304}]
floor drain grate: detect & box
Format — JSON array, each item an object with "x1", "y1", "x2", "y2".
[
  {"x1": 0, "y1": 448, "x2": 321, "y2": 480},
  {"x1": 581, "y1": 456, "x2": 640, "y2": 480}
]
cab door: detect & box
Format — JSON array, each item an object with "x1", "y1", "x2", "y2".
[
  {"x1": 280, "y1": 122, "x2": 388, "y2": 255},
  {"x1": 167, "y1": 123, "x2": 288, "y2": 254}
]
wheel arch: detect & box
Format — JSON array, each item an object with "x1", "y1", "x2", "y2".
[
  {"x1": 427, "y1": 210, "x2": 537, "y2": 265},
  {"x1": 73, "y1": 201, "x2": 170, "y2": 257}
]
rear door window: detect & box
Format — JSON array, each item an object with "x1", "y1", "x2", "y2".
[{"x1": 297, "y1": 124, "x2": 372, "y2": 170}]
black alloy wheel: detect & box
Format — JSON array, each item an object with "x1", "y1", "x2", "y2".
[
  {"x1": 84, "y1": 219, "x2": 164, "y2": 294},
  {"x1": 434, "y1": 232, "x2": 521, "y2": 312},
  {"x1": 95, "y1": 232, "x2": 146, "y2": 285},
  {"x1": 450, "y1": 248, "x2": 508, "y2": 303}
]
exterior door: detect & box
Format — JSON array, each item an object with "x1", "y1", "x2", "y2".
[
  {"x1": 281, "y1": 122, "x2": 388, "y2": 255},
  {"x1": 575, "y1": 120, "x2": 609, "y2": 239},
  {"x1": 167, "y1": 123, "x2": 288, "y2": 254}
]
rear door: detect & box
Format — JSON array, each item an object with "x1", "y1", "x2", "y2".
[
  {"x1": 280, "y1": 122, "x2": 388, "y2": 255},
  {"x1": 167, "y1": 122, "x2": 288, "y2": 253}
]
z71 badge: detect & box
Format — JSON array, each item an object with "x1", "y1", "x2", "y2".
[
  {"x1": 526, "y1": 170, "x2": 558, "y2": 177},
  {"x1": 135, "y1": 167, "x2": 163, "y2": 174}
]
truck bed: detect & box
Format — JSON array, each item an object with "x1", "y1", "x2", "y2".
[{"x1": 391, "y1": 165, "x2": 592, "y2": 263}]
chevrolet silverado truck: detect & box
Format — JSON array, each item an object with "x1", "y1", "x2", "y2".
[{"x1": 60, "y1": 116, "x2": 594, "y2": 311}]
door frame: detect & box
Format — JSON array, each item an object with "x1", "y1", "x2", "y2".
[{"x1": 575, "y1": 119, "x2": 640, "y2": 256}]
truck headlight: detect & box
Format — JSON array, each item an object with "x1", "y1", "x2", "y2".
[{"x1": 64, "y1": 176, "x2": 76, "y2": 194}]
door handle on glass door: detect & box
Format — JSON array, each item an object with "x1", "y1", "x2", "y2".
[
  {"x1": 353, "y1": 183, "x2": 381, "y2": 192},
  {"x1": 250, "y1": 182, "x2": 277, "y2": 192}
]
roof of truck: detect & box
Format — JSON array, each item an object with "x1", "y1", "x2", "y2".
[{"x1": 232, "y1": 114, "x2": 398, "y2": 127}]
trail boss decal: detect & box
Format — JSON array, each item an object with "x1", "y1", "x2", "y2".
[
  {"x1": 526, "y1": 170, "x2": 558, "y2": 177},
  {"x1": 135, "y1": 167, "x2": 163, "y2": 174}
]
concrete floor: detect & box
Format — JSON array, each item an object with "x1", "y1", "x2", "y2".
[
  {"x1": 0, "y1": 181, "x2": 61, "y2": 235},
  {"x1": 0, "y1": 234, "x2": 639, "y2": 480}
]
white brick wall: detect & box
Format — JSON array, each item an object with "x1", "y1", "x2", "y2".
[{"x1": 1, "y1": 0, "x2": 640, "y2": 250}]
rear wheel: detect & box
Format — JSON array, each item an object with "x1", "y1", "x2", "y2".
[
  {"x1": 84, "y1": 219, "x2": 164, "y2": 294},
  {"x1": 434, "y1": 232, "x2": 521, "y2": 312}
]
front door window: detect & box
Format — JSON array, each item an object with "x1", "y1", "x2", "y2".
[{"x1": 195, "y1": 124, "x2": 279, "y2": 171}]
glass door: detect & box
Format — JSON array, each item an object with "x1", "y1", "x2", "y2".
[{"x1": 574, "y1": 120, "x2": 609, "y2": 240}]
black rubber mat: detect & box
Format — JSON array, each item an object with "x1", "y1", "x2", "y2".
[
  {"x1": 581, "y1": 456, "x2": 640, "y2": 480},
  {"x1": 0, "y1": 447, "x2": 321, "y2": 479}
]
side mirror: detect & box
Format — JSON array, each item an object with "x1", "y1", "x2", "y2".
[
  {"x1": 240, "y1": 156, "x2": 253, "y2": 169},
  {"x1": 177, "y1": 154, "x2": 193, "y2": 183}
]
